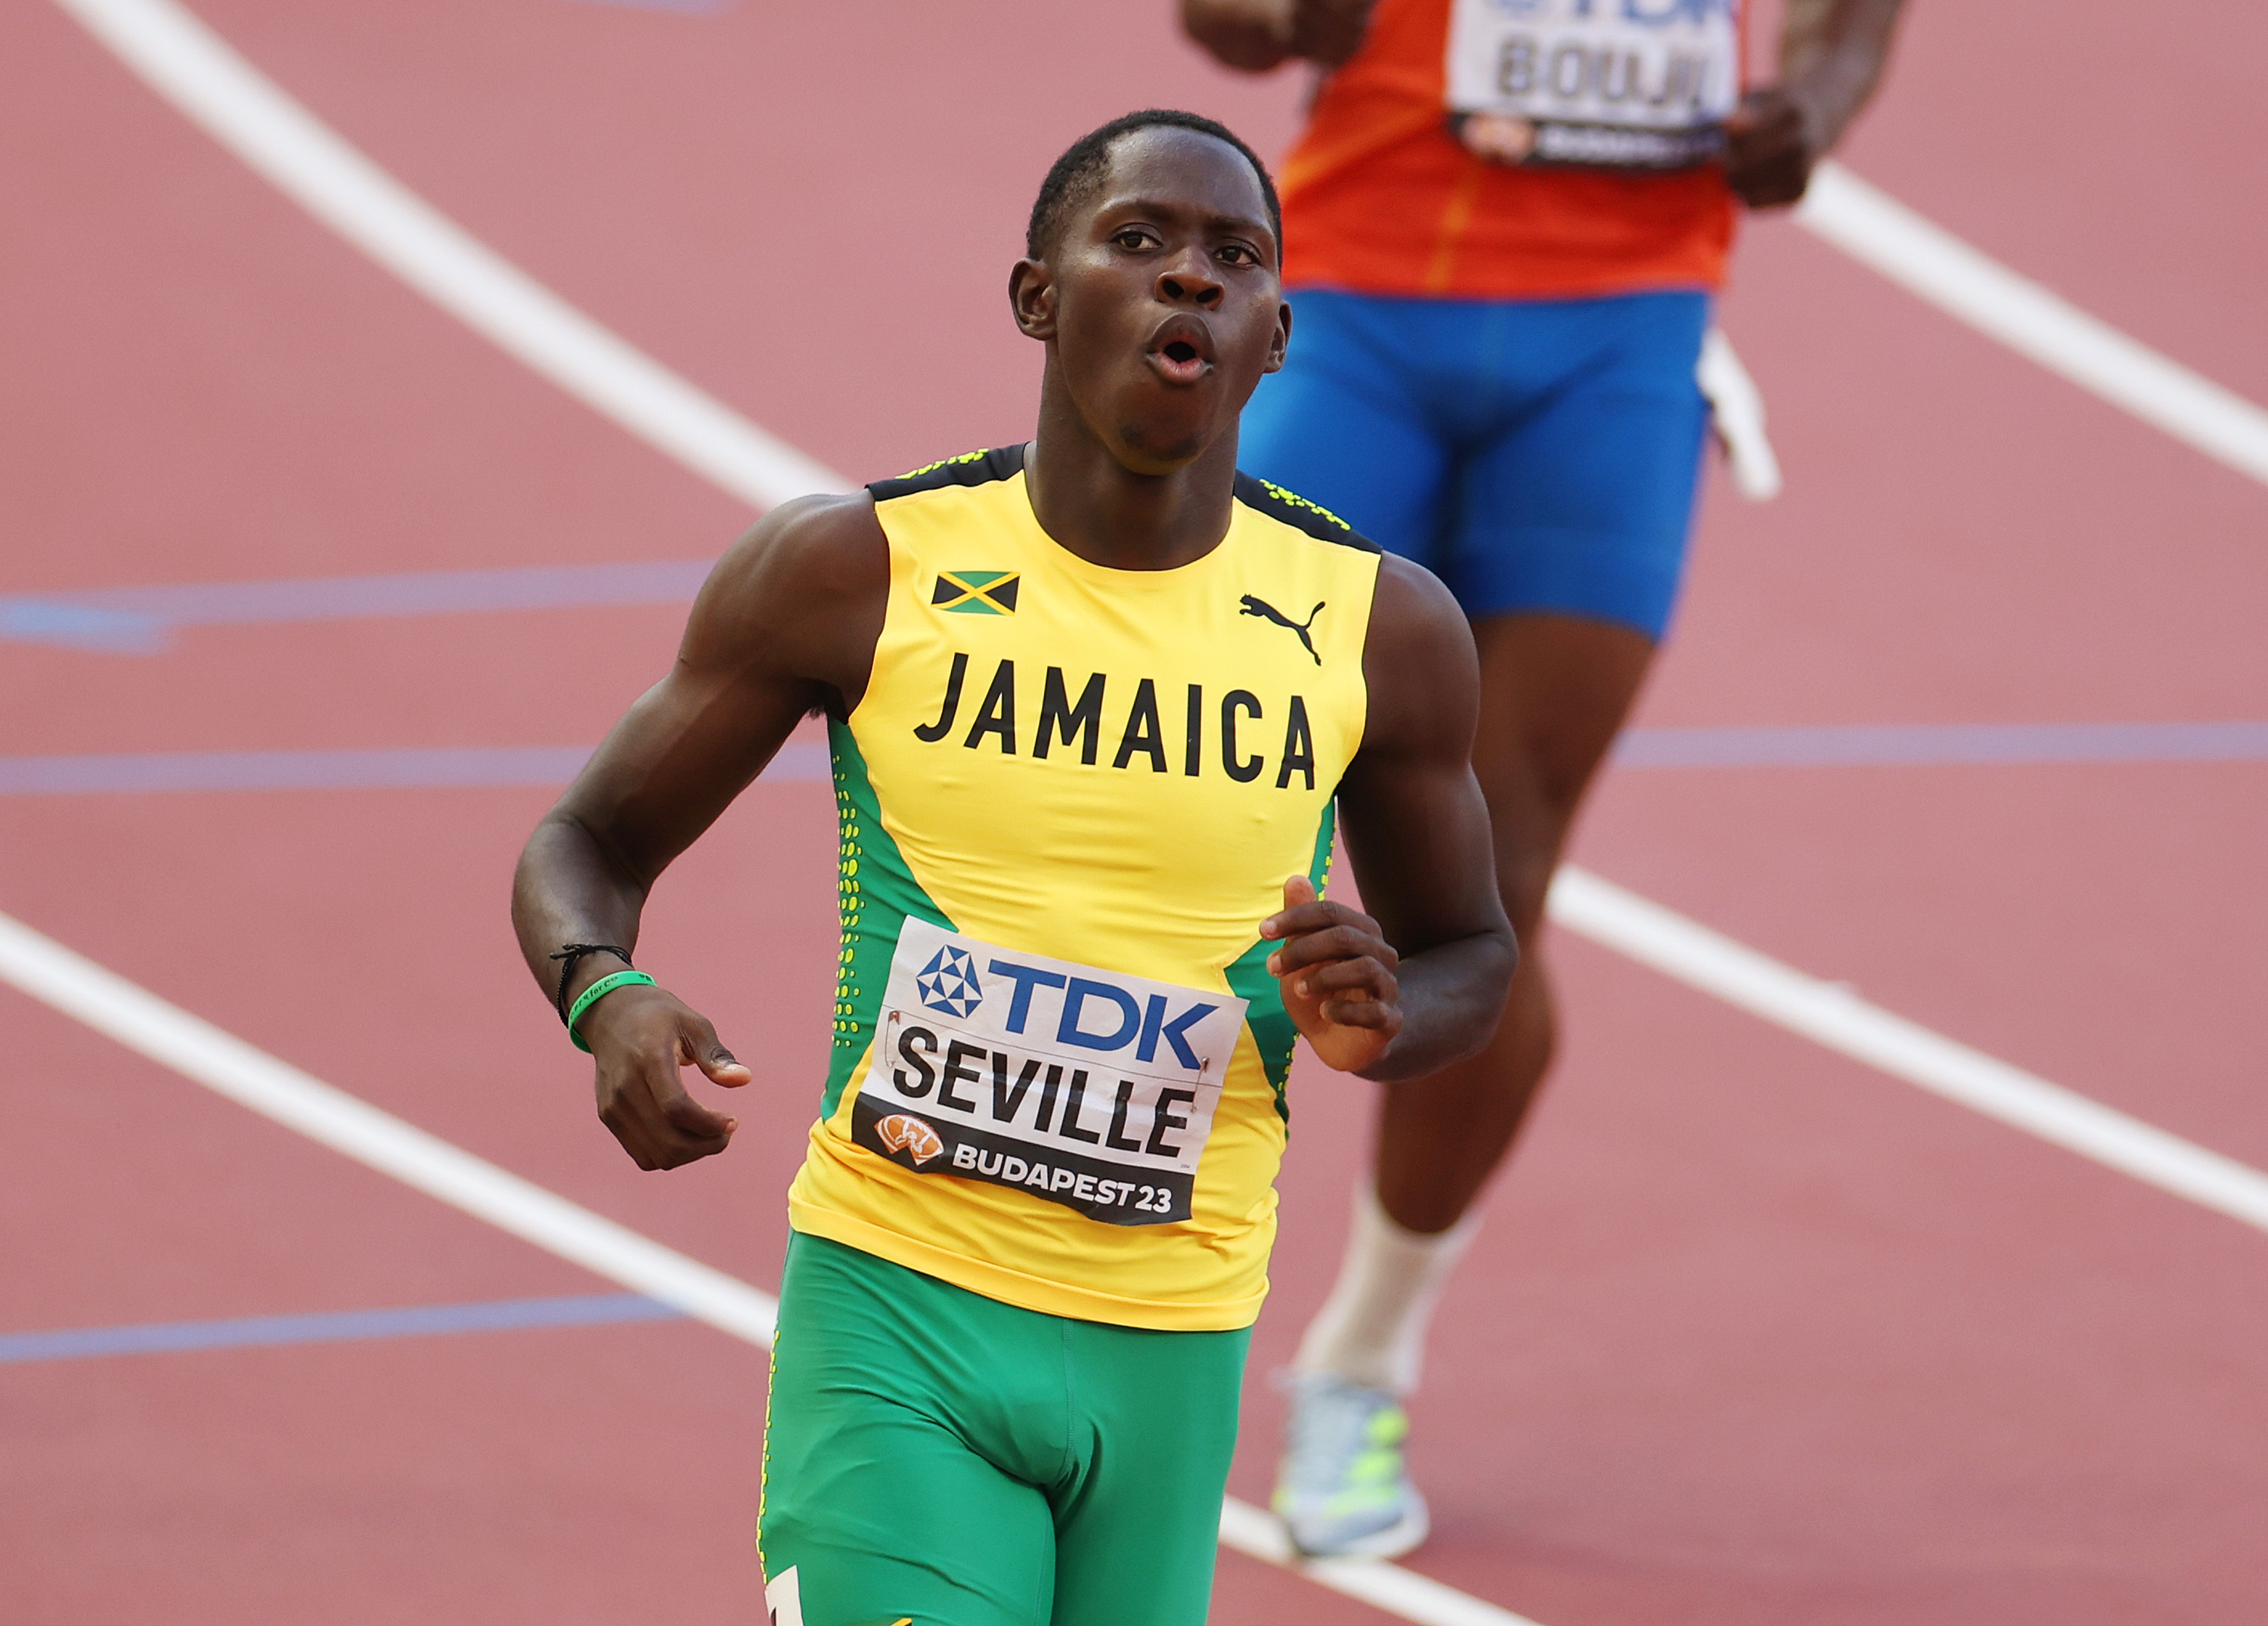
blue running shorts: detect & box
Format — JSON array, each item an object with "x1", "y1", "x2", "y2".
[{"x1": 1238, "y1": 286, "x2": 1712, "y2": 641}]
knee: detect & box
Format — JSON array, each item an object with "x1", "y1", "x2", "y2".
[
  {"x1": 1479, "y1": 781, "x2": 1583, "y2": 938},
  {"x1": 1495, "y1": 854, "x2": 1555, "y2": 941}
]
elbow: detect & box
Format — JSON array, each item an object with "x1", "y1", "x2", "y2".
[
  {"x1": 1465, "y1": 924, "x2": 1520, "y2": 1055},
  {"x1": 1491, "y1": 918, "x2": 1520, "y2": 985},
  {"x1": 520, "y1": 804, "x2": 658, "y2": 902},
  {"x1": 1359, "y1": 924, "x2": 1518, "y2": 1083}
]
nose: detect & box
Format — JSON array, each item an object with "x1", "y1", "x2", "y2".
[{"x1": 1155, "y1": 254, "x2": 1223, "y2": 310}]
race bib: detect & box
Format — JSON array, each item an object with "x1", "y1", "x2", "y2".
[
  {"x1": 850, "y1": 920, "x2": 1250, "y2": 1227},
  {"x1": 1445, "y1": 0, "x2": 1740, "y2": 170}
]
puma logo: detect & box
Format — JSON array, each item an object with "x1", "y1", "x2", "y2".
[{"x1": 1238, "y1": 595, "x2": 1325, "y2": 665}]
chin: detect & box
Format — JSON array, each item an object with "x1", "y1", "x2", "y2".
[
  {"x1": 1111, "y1": 422, "x2": 1210, "y2": 474},
  {"x1": 1110, "y1": 394, "x2": 1225, "y2": 470}
]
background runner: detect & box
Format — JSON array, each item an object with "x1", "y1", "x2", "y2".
[{"x1": 1182, "y1": 0, "x2": 1910, "y2": 1556}]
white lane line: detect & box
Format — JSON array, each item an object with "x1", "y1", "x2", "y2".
[
  {"x1": 1798, "y1": 162, "x2": 2268, "y2": 491},
  {"x1": 1219, "y1": 1501, "x2": 1545, "y2": 1626},
  {"x1": 0, "y1": 909, "x2": 779, "y2": 1343},
  {"x1": 1549, "y1": 868, "x2": 2268, "y2": 1236},
  {"x1": 54, "y1": 0, "x2": 2268, "y2": 1242},
  {"x1": 0, "y1": 906, "x2": 1517, "y2": 1626},
  {"x1": 51, "y1": 0, "x2": 842, "y2": 510}
]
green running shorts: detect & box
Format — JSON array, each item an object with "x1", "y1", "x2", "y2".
[{"x1": 760, "y1": 1231, "x2": 1251, "y2": 1626}]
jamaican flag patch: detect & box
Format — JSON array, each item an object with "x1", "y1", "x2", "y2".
[{"x1": 931, "y1": 570, "x2": 1019, "y2": 615}]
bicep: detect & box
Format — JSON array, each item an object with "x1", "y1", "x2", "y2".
[
  {"x1": 1336, "y1": 745, "x2": 1501, "y2": 956},
  {"x1": 1337, "y1": 559, "x2": 1504, "y2": 951},
  {"x1": 552, "y1": 495, "x2": 884, "y2": 882}
]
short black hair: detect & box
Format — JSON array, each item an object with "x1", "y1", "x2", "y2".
[{"x1": 1025, "y1": 109, "x2": 1281, "y2": 261}]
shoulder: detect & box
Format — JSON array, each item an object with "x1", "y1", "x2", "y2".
[
  {"x1": 1368, "y1": 553, "x2": 1468, "y2": 648},
  {"x1": 680, "y1": 492, "x2": 891, "y2": 708},
  {"x1": 700, "y1": 490, "x2": 888, "y2": 618},
  {"x1": 1359, "y1": 553, "x2": 1479, "y2": 752},
  {"x1": 705, "y1": 441, "x2": 1031, "y2": 622},
  {"x1": 1232, "y1": 471, "x2": 1383, "y2": 555}
]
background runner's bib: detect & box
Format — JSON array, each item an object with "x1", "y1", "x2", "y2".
[
  {"x1": 786, "y1": 445, "x2": 1381, "y2": 1331},
  {"x1": 1446, "y1": 0, "x2": 1741, "y2": 169},
  {"x1": 1275, "y1": 0, "x2": 1740, "y2": 299}
]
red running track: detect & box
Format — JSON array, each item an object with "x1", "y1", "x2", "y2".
[{"x1": 4, "y1": 2, "x2": 2266, "y2": 1621}]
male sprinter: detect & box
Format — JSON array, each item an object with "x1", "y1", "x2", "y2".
[
  {"x1": 1184, "y1": 0, "x2": 1909, "y2": 1557},
  {"x1": 511, "y1": 110, "x2": 1514, "y2": 1626}
]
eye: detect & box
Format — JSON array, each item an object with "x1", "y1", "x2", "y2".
[
  {"x1": 1113, "y1": 228, "x2": 1157, "y2": 251},
  {"x1": 1217, "y1": 243, "x2": 1261, "y2": 266}
]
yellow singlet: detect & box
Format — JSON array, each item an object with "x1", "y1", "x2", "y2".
[{"x1": 785, "y1": 445, "x2": 1383, "y2": 1330}]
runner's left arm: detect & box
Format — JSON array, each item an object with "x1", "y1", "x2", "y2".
[{"x1": 1262, "y1": 555, "x2": 1515, "y2": 1082}]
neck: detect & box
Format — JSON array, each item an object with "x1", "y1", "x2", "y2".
[{"x1": 1024, "y1": 364, "x2": 1239, "y2": 571}]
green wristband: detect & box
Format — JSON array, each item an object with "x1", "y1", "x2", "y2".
[{"x1": 567, "y1": 969, "x2": 656, "y2": 1053}]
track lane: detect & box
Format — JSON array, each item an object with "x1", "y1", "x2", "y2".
[
  {"x1": 2, "y1": 1314, "x2": 775, "y2": 1625},
  {"x1": 9, "y1": 0, "x2": 2268, "y2": 1620},
  {"x1": 1, "y1": 0, "x2": 752, "y2": 595}
]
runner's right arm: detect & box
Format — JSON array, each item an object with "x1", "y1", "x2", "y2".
[
  {"x1": 1179, "y1": 0, "x2": 1375, "y2": 73},
  {"x1": 510, "y1": 494, "x2": 887, "y2": 1171}
]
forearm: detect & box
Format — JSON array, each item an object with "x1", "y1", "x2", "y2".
[
  {"x1": 510, "y1": 811, "x2": 656, "y2": 1015},
  {"x1": 1357, "y1": 928, "x2": 1517, "y2": 1084},
  {"x1": 1778, "y1": 0, "x2": 1907, "y2": 150}
]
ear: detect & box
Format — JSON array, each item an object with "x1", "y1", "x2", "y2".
[
  {"x1": 1261, "y1": 294, "x2": 1291, "y2": 376},
  {"x1": 1009, "y1": 257, "x2": 1057, "y2": 342}
]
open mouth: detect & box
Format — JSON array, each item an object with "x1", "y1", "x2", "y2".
[{"x1": 1146, "y1": 317, "x2": 1216, "y2": 386}]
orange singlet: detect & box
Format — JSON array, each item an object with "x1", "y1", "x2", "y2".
[{"x1": 1278, "y1": 0, "x2": 1740, "y2": 299}]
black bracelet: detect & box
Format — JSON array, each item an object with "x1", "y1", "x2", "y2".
[{"x1": 549, "y1": 943, "x2": 634, "y2": 1025}]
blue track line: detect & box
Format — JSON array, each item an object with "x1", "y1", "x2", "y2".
[
  {"x1": 0, "y1": 561, "x2": 712, "y2": 653},
  {"x1": 0, "y1": 1293, "x2": 686, "y2": 1365},
  {"x1": 1611, "y1": 720, "x2": 2268, "y2": 768},
  {"x1": 1, "y1": 727, "x2": 2263, "y2": 795},
  {"x1": 559, "y1": 0, "x2": 727, "y2": 13},
  {"x1": 0, "y1": 742, "x2": 831, "y2": 794}
]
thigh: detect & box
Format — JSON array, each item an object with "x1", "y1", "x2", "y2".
[
  {"x1": 1448, "y1": 290, "x2": 1712, "y2": 640},
  {"x1": 1238, "y1": 289, "x2": 1452, "y2": 565},
  {"x1": 761, "y1": 1237, "x2": 1057, "y2": 1626},
  {"x1": 1468, "y1": 612, "x2": 1658, "y2": 928},
  {"x1": 1046, "y1": 1321, "x2": 1251, "y2": 1626}
]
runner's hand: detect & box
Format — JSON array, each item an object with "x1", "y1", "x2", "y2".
[
  {"x1": 578, "y1": 983, "x2": 751, "y2": 1169},
  {"x1": 1180, "y1": 0, "x2": 1295, "y2": 71},
  {"x1": 1289, "y1": 0, "x2": 1376, "y2": 69},
  {"x1": 1724, "y1": 87, "x2": 1819, "y2": 207},
  {"x1": 1261, "y1": 874, "x2": 1401, "y2": 1073},
  {"x1": 1182, "y1": 0, "x2": 1373, "y2": 72}
]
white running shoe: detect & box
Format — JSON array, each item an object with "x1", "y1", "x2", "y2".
[{"x1": 1272, "y1": 1371, "x2": 1430, "y2": 1559}]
